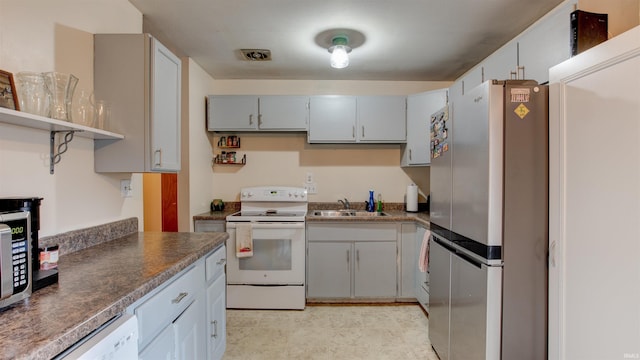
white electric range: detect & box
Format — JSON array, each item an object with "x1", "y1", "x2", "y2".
[{"x1": 225, "y1": 186, "x2": 307, "y2": 310}]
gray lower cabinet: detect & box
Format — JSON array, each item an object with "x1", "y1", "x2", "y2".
[
  {"x1": 353, "y1": 241, "x2": 397, "y2": 297},
  {"x1": 129, "y1": 245, "x2": 226, "y2": 360},
  {"x1": 194, "y1": 220, "x2": 226, "y2": 233},
  {"x1": 399, "y1": 222, "x2": 417, "y2": 299},
  {"x1": 306, "y1": 222, "x2": 397, "y2": 299},
  {"x1": 307, "y1": 242, "x2": 351, "y2": 298}
]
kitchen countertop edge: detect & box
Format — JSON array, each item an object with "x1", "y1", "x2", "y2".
[{"x1": 1, "y1": 231, "x2": 228, "y2": 360}]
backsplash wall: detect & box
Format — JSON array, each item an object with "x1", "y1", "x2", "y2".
[{"x1": 211, "y1": 132, "x2": 430, "y2": 205}]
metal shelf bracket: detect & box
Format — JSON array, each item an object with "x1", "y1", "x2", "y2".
[{"x1": 50, "y1": 130, "x2": 83, "y2": 174}]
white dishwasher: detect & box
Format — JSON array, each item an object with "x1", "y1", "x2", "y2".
[{"x1": 56, "y1": 314, "x2": 138, "y2": 360}]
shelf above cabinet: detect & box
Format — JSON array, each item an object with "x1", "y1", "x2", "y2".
[{"x1": 0, "y1": 107, "x2": 124, "y2": 140}]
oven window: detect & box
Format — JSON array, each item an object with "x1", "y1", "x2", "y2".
[{"x1": 239, "y1": 238, "x2": 292, "y2": 271}]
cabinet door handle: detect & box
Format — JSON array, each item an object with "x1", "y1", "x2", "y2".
[
  {"x1": 356, "y1": 249, "x2": 360, "y2": 270},
  {"x1": 258, "y1": 114, "x2": 262, "y2": 127},
  {"x1": 249, "y1": 114, "x2": 253, "y2": 125},
  {"x1": 211, "y1": 319, "x2": 218, "y2": 339},
  {"x1": 154, "y1": 149, "x2": 162, "y2": 167},
  {"x1": 361, "y1": 126, "x2": 365, "y2": 138},
  {"x1": 171, "y1": 292, "x2": 188, "y2": 304},
  {"x1": 409, "y1": 149, "x2": 412, "y2": 161},
  {"x1": 352, "y1": 126, "x2": 355, "y2": 139},
  {"x1": 216, "y1": 258, "x2": 226, "y2": 266},
  {"x1": 346, "y1": 249, "x2": 350, "y2": 271}
]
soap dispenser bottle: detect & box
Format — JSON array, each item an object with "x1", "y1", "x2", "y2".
[{"x1": 367, "y1": 190, "x2": 375, "y2": 212}]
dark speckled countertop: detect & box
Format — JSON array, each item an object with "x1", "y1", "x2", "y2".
[
  {"x1": 0, "y1": 231, "x2": 227, "y2": 360},
  {"x1": 193, "y1": 202, "x2": 430, "y2": 227}
]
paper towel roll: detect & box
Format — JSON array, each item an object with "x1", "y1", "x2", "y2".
[{"x1": 406, "y1": 184, "x2": 418, "y2": 212}]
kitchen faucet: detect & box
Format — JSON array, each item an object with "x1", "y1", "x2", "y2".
[{"x1": 338, "y1": 198, "x2": 350, "y2": 209}]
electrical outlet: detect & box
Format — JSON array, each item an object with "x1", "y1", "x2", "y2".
[
  {"x1": 305, "y1": 172, "x2": 314, "y2": 184},
  {"x1": 304, "y1": 183, "x2": 317, "y2": 194},
  {"x1": 120, "y1": 179, "x2": 133, "y2": 198}
]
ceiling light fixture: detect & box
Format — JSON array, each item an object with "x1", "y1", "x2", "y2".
[{"x1": 328, "y1": 35, "x2": 352, "y2": 69}]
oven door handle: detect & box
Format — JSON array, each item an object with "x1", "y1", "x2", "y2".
[{"x1": 226, "y1": 222, "x2": 305, "y2": 230}]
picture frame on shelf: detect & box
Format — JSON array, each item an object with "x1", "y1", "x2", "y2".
[{"x1": 0, "y1": 70, "x2": 19, "y2": 111}]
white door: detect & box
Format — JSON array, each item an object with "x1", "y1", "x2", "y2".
[
  {"x1": 548, "y1": 27, "x2": 640, "y2": 360},
  {"x1": 150, "y1": 37, "x2": 181, "y2": 171}
]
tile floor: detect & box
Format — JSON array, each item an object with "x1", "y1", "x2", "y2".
[{"x1": 223, "y1": 304, "x2": 440, "y2": 360}]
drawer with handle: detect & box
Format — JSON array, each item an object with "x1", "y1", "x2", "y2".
[
  {"x1": 205, "y1": 245, "x2": 226, "y2": 283},
  {"x1": 134, "y1": 260, "x2": 204, "y2": 349}
]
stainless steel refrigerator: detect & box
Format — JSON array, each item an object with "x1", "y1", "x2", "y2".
[{"x1": 429, "y1": 80, "x2": 548, "y2": 360}]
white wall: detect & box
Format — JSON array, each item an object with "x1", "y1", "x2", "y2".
[
  {"x1": 208, "y1": 80, "x2": 449, "y2": 204},
  {"x1": 0, "y1": 0, "x2": 143, "y2": 236},
  {"x1": 188, "y1": 59, "x2": 217, "y2": 227}
]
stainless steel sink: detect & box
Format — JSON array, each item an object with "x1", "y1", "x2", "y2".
[{"x1": 310, "y1": 210, "x2": 387, "y2": 217}]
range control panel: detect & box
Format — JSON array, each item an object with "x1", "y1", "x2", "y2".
[{"x1": 240, "y1": 187, "x2": 308, "y2": 202}]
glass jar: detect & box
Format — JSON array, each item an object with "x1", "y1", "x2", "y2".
[
  {"x1": 94, "y1": 100, "x2": 111, "y2": 130},
  {"x1": 15, "y1": 72, "x2": 50, "y2": 117},
  {"x1": 72, "y1": 89, "x2": 95, "y2": 127},
  {"x1": 43, "y1": 72, "x2": 78, "y2": 121}
]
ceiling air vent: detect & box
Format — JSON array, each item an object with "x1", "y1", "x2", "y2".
[{"x1": 240, "y1": 49, "x2": 272, "y2": 61}]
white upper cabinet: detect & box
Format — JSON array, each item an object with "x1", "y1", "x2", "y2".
[
  {"x1": 482, "y1": 41, "x2": 518, "y2": 81},
  {"x1": 259, "y1": 96, "x2": 308, "y2": 130},
  {"x1": 207, "y1": 96, "x2": 258, "y2": 131},
  {"x1": 308, "y1": 95, "x2": 357, "y2": 142},
  {"x1": 94, "y1": 34, "x2": 181, "y2": 172},
  {"x1": 150, "y1": 40, "x2": 181, "y2": 171},
  {"x1": 308, "y1": 95, "x2": 406, "y2": 143},
  {"x1": 207, "y1": 95, "x2": 308, "y2": 131},
  {"x1": 517, "y1": 1, "x2": 574, "y2": 84},
  {"x1": 356, "y1": 96, "x2": 406, "y2": 143},
  {"x1": 456, "y1": 65, "x2": 483, "y2": 97},
  {"x1": 401, "y1": 89, "x2": 448, "y2": 166}
]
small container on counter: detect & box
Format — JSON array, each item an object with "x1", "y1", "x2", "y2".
[{"x1": 39, "y1": 245, "x2": 59, "y2": 270}]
